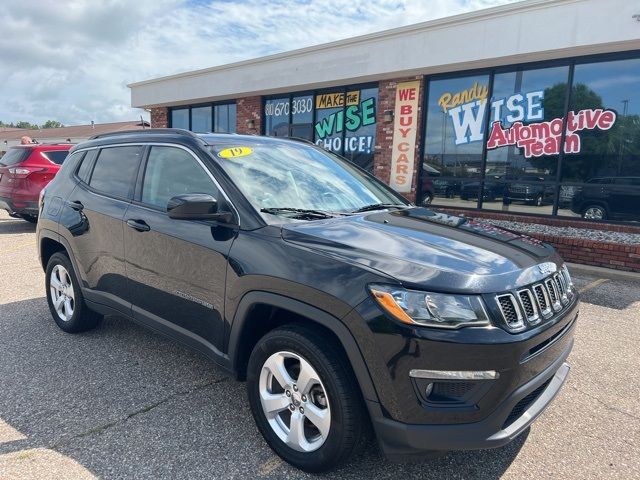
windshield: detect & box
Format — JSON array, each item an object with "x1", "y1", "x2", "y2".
[{"x1": 211, "y1": 142, "x2": 407, "y2": 216}]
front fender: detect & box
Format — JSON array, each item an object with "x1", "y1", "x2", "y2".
[{"x1": 226, "y1": 290, "x2": 379, "y2": 404}]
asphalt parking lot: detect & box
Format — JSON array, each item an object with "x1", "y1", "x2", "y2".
[{"x1": 0, "y1": 210, "x2": 638, "y2": 479}]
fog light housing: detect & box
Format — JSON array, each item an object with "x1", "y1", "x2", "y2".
[{"x1": 424, "y1": 382, "x2": 434, "y2": 398}]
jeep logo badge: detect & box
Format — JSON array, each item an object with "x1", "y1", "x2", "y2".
[{"x1": 538, "y1": 263, "x2": 555, "y2": 276}]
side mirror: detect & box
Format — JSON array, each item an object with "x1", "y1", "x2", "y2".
[{"x1": 167, "y1": 193, "x2": 234, "y2": 223}]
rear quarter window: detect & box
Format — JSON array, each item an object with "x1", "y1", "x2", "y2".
[
  {"x1": 75, "y1": 151, "x2": 95, "y2": 183},
  {"x1": 0, "y1": 148, "x2": 30, "y2": 166},
  {"x1": 42, "y1": 150, "x2": 69, "y2": 165}
]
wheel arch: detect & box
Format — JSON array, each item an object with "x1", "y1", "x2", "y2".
[
  {"x1": 39, "y1": 230, "x2": 67, "y2": 271},
  {"x1": 227, "y1": 291, "x2": 378, "y2": 403},
  {"x1": 38, "y1": 230, "x2": 84, "y2": 286}
]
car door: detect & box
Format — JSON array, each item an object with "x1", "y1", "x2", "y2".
[
  {"x1": 123, "y1": 144, "x2": 237, "y2": 354},
  {"x1": 60, "y1": 145, "x2": 144, "y2": 313},
  {"x1": 610, "y1": 178, "x2": 640, "y2": 219}
]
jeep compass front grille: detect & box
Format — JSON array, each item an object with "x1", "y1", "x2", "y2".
[{"x1": 495, "y1": 269, "x2": 575, "y2": 332}]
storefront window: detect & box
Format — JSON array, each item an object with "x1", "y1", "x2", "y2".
[
  {"x1": 191, "y1": 106, "x2": 212, "y2": 133},
  {"x1": 264, "y1": 97, "x2": 290, "y2": 137},
  {"x1": 214, "y1": 104, "x2": 236, "y2": 133},
  {"x1": 421, "y1": 74, "x2": 489, "y2": 207},
  {"x1": 288, "y1": 94, "x2": 313, "y2": 140},
  {"x1": 484, "y1": 65, "x2": 569, "y2": 214},
  {"x1": 420, "y1": 54, "x2": 640, "y2": 223},
  {"x1": 171, "y1": 108, "x2": 189, "y2": 130},
  {"x1": 262, "y1": 86, "x2": 378, "y2": 172},
  {"x1": 558, "y1": 57, "x2": 640, "y2": 221},
  {"x1": 170, "y1": 103, "x2": 236, "y2": 133},
  {"x1": 313, "y1": 88, "x2": 378, "y2": 170}
]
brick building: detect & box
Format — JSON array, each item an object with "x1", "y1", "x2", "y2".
[{"x1": 129, "y1": 0, "x2": 640, "y2": 271}]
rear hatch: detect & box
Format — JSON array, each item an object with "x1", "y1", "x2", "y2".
[{"x1": 0, "y1": 148, "x2": 31, "y2": 195}]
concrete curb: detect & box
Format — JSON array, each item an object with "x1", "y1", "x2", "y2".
[{"x1": 567, "y1": 262, "x2": 640, "y2": 282}]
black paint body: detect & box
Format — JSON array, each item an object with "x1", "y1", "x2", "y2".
[{"x1": 37, "y1": 131, "x2": 578, "y2": 461}]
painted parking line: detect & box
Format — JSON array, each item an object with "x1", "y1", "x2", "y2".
[{"x1": 579, "y1": 278, "x2": 609, "y2": 294}]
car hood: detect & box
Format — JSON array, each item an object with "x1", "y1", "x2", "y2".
[{"x1": 281, "y1": 208, "x2": 562, "y2": 293}]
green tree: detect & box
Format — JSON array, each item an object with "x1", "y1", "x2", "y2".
[
  {"x1": 41, "y1": 120, "x2": 64, "y2": 129},
  {"x1": 15, "y1": 121, "x2": 38, "y2": 130}
]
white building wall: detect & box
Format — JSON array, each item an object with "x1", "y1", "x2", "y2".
[{"x1": 130, "y1": 0, "x2": 640, "y2": 108}]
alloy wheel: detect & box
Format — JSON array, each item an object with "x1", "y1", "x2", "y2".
[
  {"x1": 584, "y1": 206, "x2": 605, "y2": 220},
  {"x1": 259, "y1": 351, "x2": 331, "y2": 452},
  {"x1": 50, "y1": 264, "x2": 75, "y2": 322}
]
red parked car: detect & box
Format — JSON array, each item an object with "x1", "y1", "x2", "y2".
[{"x1": 0, "y1": 144, "x2": 72, "y2": 222}]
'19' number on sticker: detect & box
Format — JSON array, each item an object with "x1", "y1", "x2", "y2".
[{"x1": 218, "y1": 146, "x2": 253, "y2": 159}]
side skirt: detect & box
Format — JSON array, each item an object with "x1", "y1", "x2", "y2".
[{"x1": 83, "y1": 288, "x2": 233, "y2": 375}]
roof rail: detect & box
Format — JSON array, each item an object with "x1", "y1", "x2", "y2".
[{"x1": 89, "y1": 128, "x2": 199, "y2": 140}]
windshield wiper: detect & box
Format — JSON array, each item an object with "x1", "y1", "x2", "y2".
[
  {"x1": 352, "y1": 203, "x2": 409, "y2": 213},
  {"x1": 260, "y1": 207, "x2": 337, "y2": 219}
]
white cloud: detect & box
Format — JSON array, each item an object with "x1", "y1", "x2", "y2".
[{"x1": 0, "y1": 0, "x2": 520, "y2": 126}]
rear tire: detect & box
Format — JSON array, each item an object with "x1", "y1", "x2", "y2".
[
  {"x1": 45, "y1": 252, "x2": 102, "y2": 333},
  {"x1": 247, "y1": 325, "x2": 367, "y2": 472}
]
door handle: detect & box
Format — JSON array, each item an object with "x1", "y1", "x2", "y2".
[
  {"x1": 67, "y1": 200, "x2": 84, "y2": 211},
  {"x1": 126, "y1": 219, "x2": 150, "y2": 232}
]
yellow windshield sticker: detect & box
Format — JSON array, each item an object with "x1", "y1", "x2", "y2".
[{"x1": 218, "y1": 146, "x2": 253, "y2": 158}]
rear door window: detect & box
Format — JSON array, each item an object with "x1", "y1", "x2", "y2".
[
  {"x1": 88, "y1": 146, "x2": 144, "y2": 199},
  {"x1": 0, "y1": 148, "x2": 30, "y2": 166},
  {"x1": 42, "y1": 150, "x2": 69, "y2": 165}
]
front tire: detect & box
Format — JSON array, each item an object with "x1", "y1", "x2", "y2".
[
  {"x1": 247, "y1": 325, "x2": 366, "y2": 472},
  {"x1": 45, "y1": 252, "x2": 102, "y2": 333}
]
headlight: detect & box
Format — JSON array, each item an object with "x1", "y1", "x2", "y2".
[
  {"x1": 369, "y1": 284, "x2": 490, "y2": 329},
  {"x1": 562, "y1": 264, "x2": 574, "y2": 290}
]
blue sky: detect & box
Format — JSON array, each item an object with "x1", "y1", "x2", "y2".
[{"x1": 0, "y1": 0, "x2": 519, "y2": 126}]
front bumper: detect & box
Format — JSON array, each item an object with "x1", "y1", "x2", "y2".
[
  {"x1": 350, "y1": 294, "x2": 578, "y2": 461},
  {"x1": 507, "y1": 192, "x2": 537, "y2": 201},
  {"x1": 370, "y1": 346, "x2": 571, "y2": 461}
]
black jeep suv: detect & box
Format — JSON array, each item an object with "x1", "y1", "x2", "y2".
[{"x1": 36, "y1": 130, "x2": 578, "y2": 472}]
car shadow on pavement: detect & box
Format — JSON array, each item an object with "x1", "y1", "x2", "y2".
[
  {"x1": 0, "y1": 297, "x2": 527, "y2": 479},
  {"x1": 0, "y1": 216, "x2": 36, "y2": 235}
]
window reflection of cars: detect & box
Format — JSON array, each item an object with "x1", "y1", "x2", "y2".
[
  {"x1": 504, "y1": 176, "x2": 554, "y2": 207},
  {"x1": 559, "y1": 185, "x2": 579, "y2": 208},
  {"x1": 420, "y1": 177, "x2": 435, "y2": 205},
  {"x1": 460, "y1": 176, "x2": 505, "y2": 201},
  {"x1": 570, "y1": 177, "x2": 640, "y2": 221},
  {"x1": 433, "y1": 179, "x2": 462, "y2": 198},
  {"x1": 420, "y1": 163, "x2": 440, "y2": 205}
]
